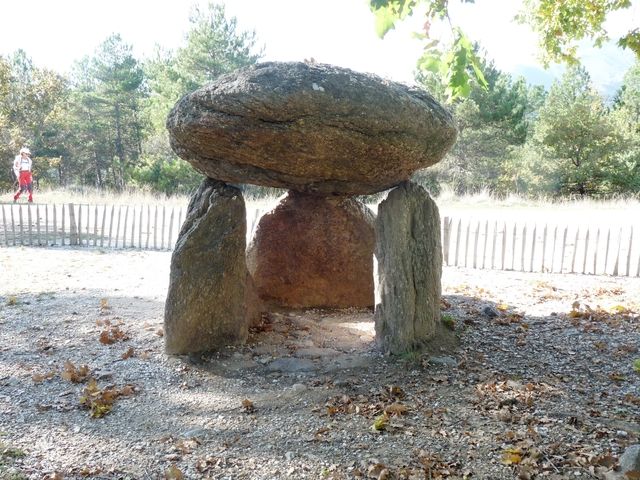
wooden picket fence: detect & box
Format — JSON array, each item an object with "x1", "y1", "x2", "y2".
[
  {"x1": 0, "y1": 202, "x2": 186, "y2": 250},
  {"x1": 1, "y1": 202, "x2": 638, "y2": 277},
  {"x1": 441, "y1": 217, "x2": 640, "y2": 277}
]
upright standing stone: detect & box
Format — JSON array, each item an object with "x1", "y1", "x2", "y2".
[
  {"x1": 165, "y1": 179, "x2": 248, "y2": 354},
  {"x1": 374, "y1": 181, "x2": 442, "y2": 354},
  {"x1": 247, "y1": 191, "x2": 375, "y2": 309}
]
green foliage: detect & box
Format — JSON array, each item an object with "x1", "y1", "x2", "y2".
[
  {"x1": 634, "y1": 358, "x2": 640, "y2": 373},
  {"x1": 370, "y1": 0, "x2": 638, "y2": 100},
  {"x1": 518, "y1": 0, "x2": 638, "y2": 66},
  {"x1": 0, "y1": 2, "x2": 261, "y2": 196},
  {"x1": 529, "y1": 66, "x2": 633, "y2": 196},
  {"x1": 441, "y1": 314, "x2": 455, "y2": 330}
]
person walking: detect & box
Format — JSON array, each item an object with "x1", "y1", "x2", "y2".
[{"x1": 13, "y1": 147, "x2": 34, "y2": 203}]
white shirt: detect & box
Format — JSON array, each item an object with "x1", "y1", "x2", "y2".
[{"x1": 13, "y1": 155, "x2": 32, "y2": 177}]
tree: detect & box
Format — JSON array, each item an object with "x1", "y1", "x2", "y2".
[
  {"x1": 415, "y1": 55, "x2": 545, "y2": 194},
  {"x1": 0, "y1": 51, "x2": 70, "y2": 189},
  {"x1": 528, "y1": 66, "x2": 629, "y2": 195},
  {"x1": 136, "y1": 2, "x2": 263, "y2": 194},
  {"x1": 67, "y1": 35, "x2": 146, "y2": 189},
  {"x1": 369, "y1": 0, "x2": 640, "y2": 99}
]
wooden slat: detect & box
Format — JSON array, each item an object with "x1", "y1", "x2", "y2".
[
  {"x1": 100, "y1": 205, "x2": 107, "y2": 247},
  {"x1": 559, "y1": 227, "x2": 568, "y2": 273},
  {"x1": 1, "y1": 205, "x2": 7, "y2": 246},
  {"x1": 145, "y1": 205, "x2": 151, "y2": 250},
  {"x1": 114, "y1": 205, "x2": 122, "y2": 248},
  {"x1": 529, "y1": 225, "x2": 536, "y2": 272},
  {"x1": 68, "y1": 203, "x2": 78, "y2": 245},
  {"x1": 167, "y1": 207, "x2": 175, "y2": 250},
  {"x1": 472, "y1": 221, "x2": 480, "y2": 269},
  {"x1": 550, "y1": 226, "x2": 558, "y2": 273},
  {"x1": 160, "y1": 205, "x2": 166, "y2": 250},
  {"x1": 442, "y1": 216, "x2": 451, "y2": 265},
  {"x1": 61, "y1": 204, "x2": 66, "y2": 246},
  {"x1": 604, "y1": 228, "x2": 611, "y2": 274},
  {"x1": 86, "y1": 204, "x2": 91, "y2": 247},
  {"x1": 10, "y1": 204, "x2": 16, "y2": 246},
  {"x1": 77, "y1": 204, "x2": 82, "y2": 246},
  {"x1": 581, "y1": 229, "x2": 590, "y2": 274},
  {"x1": 481, "y1": 220, "x2": 488, "y2": 269},
  {"x1": 153, "y1": 205, "x2": 159, "y2": 250},
  {"x1": 541, "y1": 224, "x2": 547, "y2": 273},
  {"x1": 612, "y1": 228, "x2": 623, "y2": 276},
  {"x1": 570, "y1": 229, "x2": 579, "y2": 273},
  {"x1": 93, "y1": 205, "x2": 99, "y2": 247},
  {"x1": 138, "y1": 205, "x2": 143, "y2": 248},
  {"x1": 45, "y1": 205, "x2": 49, "y2": 246},
  {"x1": 52, "y1": 204, "x2": 57, "y2": 246},
  {"x1": 463, "y1": 221, "x2": 470, "y2": 268},
  {"x1": 36, "y1": 204, "x2": 41, "y2": 246},
  {"x1": 454, "y1": 219, "x2": 462, "y2": 267},
  {"x1": 593, "y1": 228, "x2": 600, "y2": 275},
  {"x1": 130, "y1": 205, "x2": 136, "y2": 247},
  {"x1": 107, "y1": 205, "x2": 115, "y2": 248},
  {"x1": 500, "y1": 222, "x2": 507, "y2": 270},
  {"x1": 626, "y1": 227, "x2": 633, "y2": 277},
  {"x1": 491, "y1": 221, "x2": 498, "y2": 270},
  {"x1": 18, "y1": 205, "x2": 24, "y2": 246},
  {"x1": 122, "y1": 205, "x2": 130, "y2": 249},
  {"x1": 520, "y1": 225, "x2": 527, "y2": 272},
  {"x1": 511, "y1": 223, "x2": 517, "y2": 270},
  {"x1": 27, "y1": 204, "x2": 33, "y2": 246}
]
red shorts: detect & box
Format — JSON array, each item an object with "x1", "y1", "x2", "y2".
[{"x1": 19, "y1": 171, "x2": 33, "y2": 190}]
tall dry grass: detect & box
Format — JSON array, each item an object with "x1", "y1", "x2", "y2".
[{"x1": 5, "y1": 185, "x2": 639, "y2": 229}]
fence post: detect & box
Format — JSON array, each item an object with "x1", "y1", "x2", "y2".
[
  {"x1": 167, "y1": 207, "x2": 175, "y2": 251},
  {"x1": 1, "y1": 205, "x2": 7, "y2": 246},
  {"x1": 68, "y1": 203, "x2": 79, "y2": 245},
  {"x1": 122, "y1": 205, "x2": 130, "y2": 249},
  {"x1": 481, "y1": 220, "x2": 489, "y2": 269},
  {"x1": 442, "y1": 216, "x2": 451, "y2": 266},
  {"x1": 93, "y1": 205, "x2": 99, "y2": 247},
  {"x1": 18, "y1": 205, "x2": 24, "y2": 246},
  {"x1": 541, "y1": 224, "x2": 547, "y2": 273},
  {"x1": 77, "y1": 204, "x2": 83, "y2": 246},
  {"x1": 472, "y1": 220, "x2": 480, "y2": 269},
  {"x1": 593, "y1": 228, "x2": 600, "y2": 275},
  {"x1": 114, "y1": 205, "x2": 122, "y2": 249},
  {"x1": 626, "y1": 227, "x2": 633, "y2": 277},
  {"x1": 612, "y1": 228, "x2": 623, "y2": 276},
  {"x1": 582, "y1": 229, "x2": 590, "y2": 274},
  {"x1": 501, "y1": 222, "x2": 507, "y2": 270},
  {"x1": 520, "y1": 225, "x2": 527, "y2": 272},
  {"x1": 145, "y1": 205, "x2": 151, "y2": 250}
]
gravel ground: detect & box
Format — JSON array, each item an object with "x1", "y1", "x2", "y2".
[{"x1": 0, "y1": 247, "x2": 638, "y2": 480}]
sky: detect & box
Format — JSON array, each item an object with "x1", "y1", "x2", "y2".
[{"x1": 0, "y1": 0, "x2": 638, "y2": 96}]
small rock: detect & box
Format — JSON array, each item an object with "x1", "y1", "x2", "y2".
[
  {"x1": 182, "y1": 428, "x2": 208, "y2": 439},
  {"x1": 429, "y1": 356, "x2": 457, "y2": 367},
  {"x1": 619, "y1": 444, "x2": 640, "y2": 475},
  {"x1": 482, "y1": 306, "x2": 499, "y2": 318},
  {"x1": 285, "y1": 451, "x2": 294, "y2": 461},
  {"x1": 267, "y1": 358, "x2": 316, "y2": 373}
]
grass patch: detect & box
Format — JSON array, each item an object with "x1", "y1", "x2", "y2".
[{"x1": 441, "y1": 314, "x2": 456, "y2": 331}]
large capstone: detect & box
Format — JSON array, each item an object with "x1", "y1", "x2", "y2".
[
  {"x1": 165, "y1": 179, "x2": 249, "y2": 354},
  {"x1": 374, "y1": 181, "x2": 442, "y2": 354},
  {"x1": 167, "y1": 61, "x2": 457, "y2": 196},
  {"x1": 247, "y1": 191, "x2": 375, "y2": 309}
]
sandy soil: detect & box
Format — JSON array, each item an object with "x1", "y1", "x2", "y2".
[{"x1": 0, "y1": 247, "x2": 638, "y2": 479}]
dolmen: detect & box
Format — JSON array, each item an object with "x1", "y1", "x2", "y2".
[{"x1": 164, "y1": 61, "x2": 456, "y2": 355}]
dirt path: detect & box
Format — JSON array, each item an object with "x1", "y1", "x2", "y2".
[{"x1": 0, "y1": 247, "x2": 638, "y2": 479}]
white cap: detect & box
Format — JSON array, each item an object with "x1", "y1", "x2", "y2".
[{"x1": 19, "y1": 147, "x2": 31, "y2": 155}]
